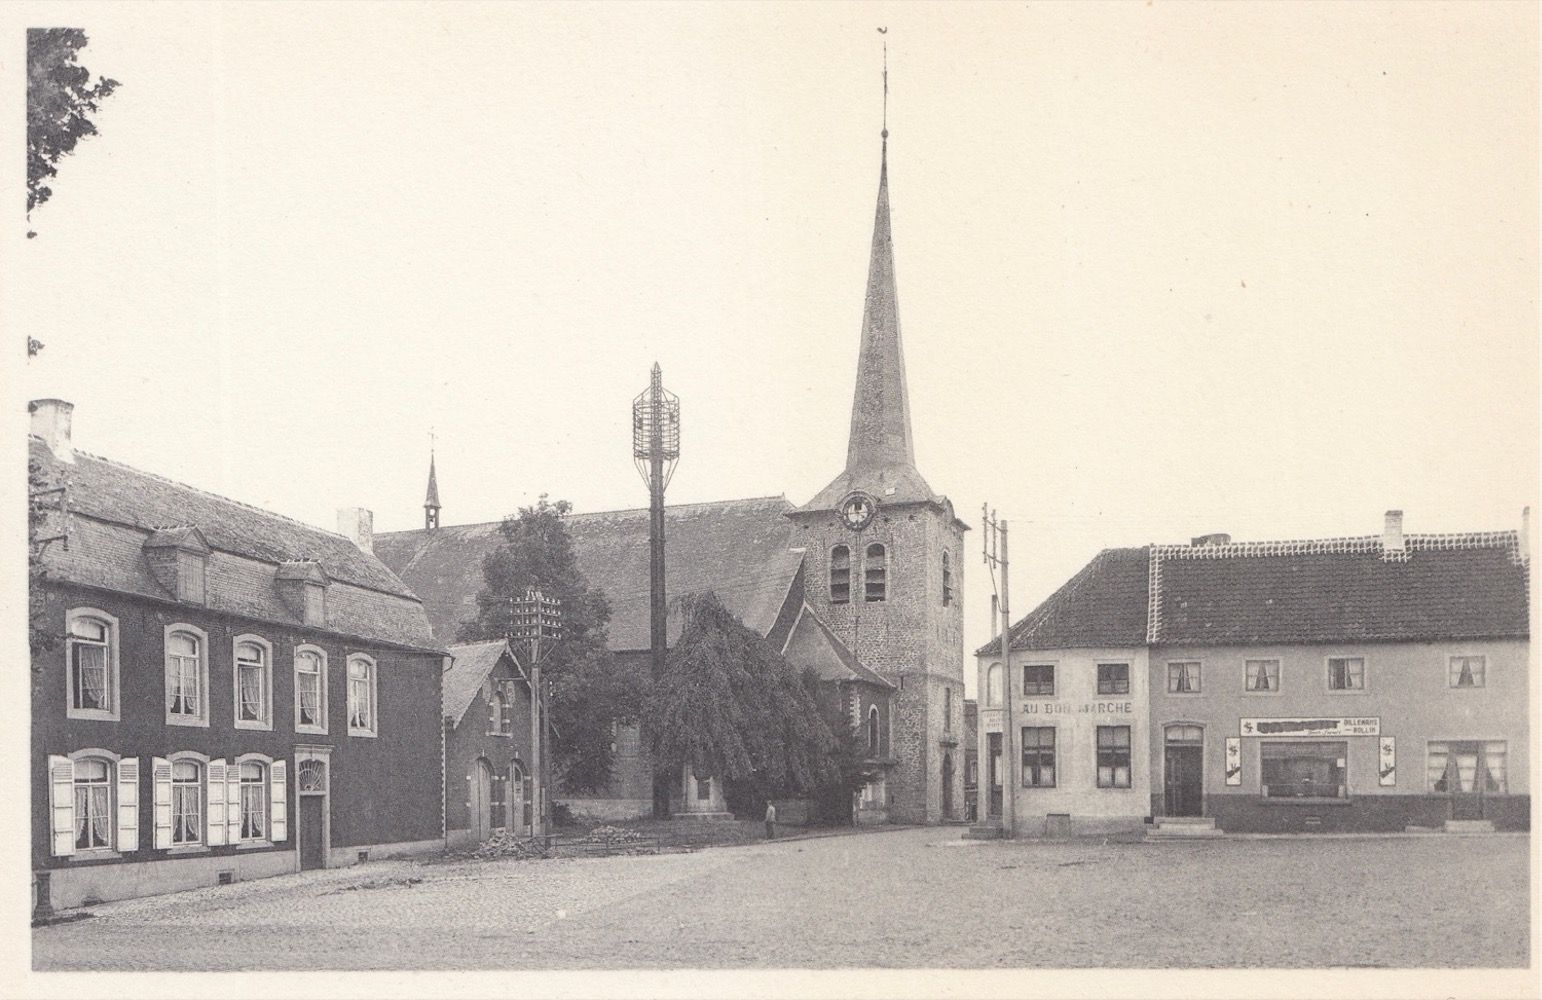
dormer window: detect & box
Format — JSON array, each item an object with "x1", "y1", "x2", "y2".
[
  {"x1": 143, "y1": 526, "x2": 212, "y2": 605},
  {"x1": 275, "y1": 560, "x2": 331, "y2": 627}
]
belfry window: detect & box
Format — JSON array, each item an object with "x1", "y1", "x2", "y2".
[
  {"x1": 942, "y1": 551, "x2": 952, "y2": 606},
  {"x1": 830, "y1": 545, "x2": 850, "y2": 604},
  {"x1": 864, "y1": 544, "x2": 887, "y2": 603}
]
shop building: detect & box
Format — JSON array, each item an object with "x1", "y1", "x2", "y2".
[
  {"x1": 979, "y1": 512, "x2": 1530, "y2": 835},
  {"x1": 30, "y1": 401, "x2": 446, "y2": 911}
]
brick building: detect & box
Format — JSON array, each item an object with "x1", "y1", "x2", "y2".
[
  {"x1": 976, "y1": 511, "x2": 1531, "y2": 836},
  {"x1": 30, "y1": 401, "x2": 447, "y2": 911},
  {"x1": 442, "y1": 640, "x2": 545, "y2": 847}
]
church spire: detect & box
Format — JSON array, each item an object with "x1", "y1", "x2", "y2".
[
  {"x1": 424, "y1": 443, "x2": 441, "y2": 530},
  {"x1": 845, "y1": 47, "x2": 915, "y2": 476}
]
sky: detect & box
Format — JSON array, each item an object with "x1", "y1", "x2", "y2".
[{"x1": 10, "y1": 2, "x2": 1538, "y2": 697}]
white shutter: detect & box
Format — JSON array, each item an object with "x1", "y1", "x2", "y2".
[
  {"x1": 269, "y1": 760, "x2": 288, "y2": 843},
  {"x1": 152, "y1": 757, "x2": 173, "y2": 849},
  {"x1": 48, "y1": 755, "x2": 74, "y2": 857},
  {"x1": 226, "y1": 766, "x2": 241, "y2": 844},
  {"x1": 116, "y1": 758, "x2": 140, "y2": 853},
  {"x1": 206, "y1": 759, "x2": 227, "y2": 846}
]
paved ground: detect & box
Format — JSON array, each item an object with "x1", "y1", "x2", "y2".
[{"x1": 33, "y1": 828, "x2": 1529, "y2": 970}]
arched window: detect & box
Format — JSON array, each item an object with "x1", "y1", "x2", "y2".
[
  {"x1": 73, "y1": 757, "x2": 113, "y2": 851},
  {"x1": 171, "y1": 758, "x2": 203, "y2": 846},
  {"x1": 489, "y1": 690, "x2": 506, "y2": 736},
  {"x1": 986, "y1": 663, "x2": 1003, "y2": 706},
  {"x1": 942, "y1": 551, "x2": 953, "y2": 606},
  {"x1": 294, "y1": 647, "x2": 328, "y2": 734},
  {"x1": 238, "y1": 760, "x2": 268, "y2": 841},
  {"x1": 165, "y1": 626, "x2": 208, "y2": 725},
  {"x1": 868, "y1": 706, "x2": 880, "y2": 755},
  {"x1": 864, "y1": 543, "x2": 887, "y2": 603},
  {"x1": 234, "y1": 636, "x2": 272, "y2": 729},
  {"x1": 830, "y1": 545, "x2": 851, "y2": 604},
  {"x1": 66, "y1": 609, "x2": 119, "y2": 719}
]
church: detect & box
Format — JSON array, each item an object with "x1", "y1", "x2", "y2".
[{"x1": 374, "y1": 125, "x2": 968, "y2": 825}]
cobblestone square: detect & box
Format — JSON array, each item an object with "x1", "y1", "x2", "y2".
[{"x1": 32, "y1": 828, "x2": 1529, "y2": 971}]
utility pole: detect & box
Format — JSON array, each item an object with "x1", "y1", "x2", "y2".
[
  {"x1": 982, "y1": 506, "x2": 1015, "y2": 837},
  {"x1": 633, "y1": 364, "x2": 680, "y2": 816}
]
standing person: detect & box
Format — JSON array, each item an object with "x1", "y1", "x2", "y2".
[{"x1": 764, "y1": 801, "x2": 777, "y2": 839}]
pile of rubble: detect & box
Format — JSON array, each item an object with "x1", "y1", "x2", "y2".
[
  {"x1": 584, "y1": 825, "x2": 646, "y2": 845},
  {"x1": 470, "y1": 830, "x2": 549, "y2": 861}
]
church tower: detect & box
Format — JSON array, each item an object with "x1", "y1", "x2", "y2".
[{"x1": 786, "y1": 121, "x2": 968, "y2": 825}]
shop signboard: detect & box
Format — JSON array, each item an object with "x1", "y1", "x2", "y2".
[{"x1": 1239, "y1": 717, "x2": 1380, "y2": 737}]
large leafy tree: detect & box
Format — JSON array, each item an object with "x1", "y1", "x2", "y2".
[
  {"x1": 27, "y1": 28, "x2": 119, "y2": 221},
  {"x1": 459, "y1": 496, "x2": 644, "y2": 793},
  {"x1": 28, "y1": 457, "x2": 63, "y2": 668},
  {"x1": 802, "y1": 671, "x2": 885, "y2": 825},
  {"x1": 646, "y1": 592, "x2": 836, "y2": 804}
]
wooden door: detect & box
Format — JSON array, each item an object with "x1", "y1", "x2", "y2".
[
  {"x1": 472, "y1": 759, "x2": 492, "y2": 841},
  {"x1": 941, "y1": 753, "x2": 954, "y2": 818},
  {"x1": 987, "y1": 733, "x2": 1003, "y2": 818},
  {"x1": 299, "y1": 796, "x2": 326, "y2": 870},
  {"x1": 1164, "y1": 745, "x2": 1204, "y2": 817}
]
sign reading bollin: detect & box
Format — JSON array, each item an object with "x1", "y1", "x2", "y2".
[{"x1": 1239, "y1": 717, "x2": 1380, "y2": 737}]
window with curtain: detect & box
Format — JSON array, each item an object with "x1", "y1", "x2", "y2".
[
  {"x1": 1023, "y1": 664, "x2": 1055, "y2": 697},
  {"x1": 1167, "y1": 662, "x2": 1201, "y2": 694},
  {"x1": 166, "y1": 631, "x2": 202, "y2": 718},
  {"x1": 1429, "y1": 741, "x2": 1507, "y2": 794},
  {"x1": 73, "y1": 757, "x2": 112, "y2": 850},
  {"x1": 1096, "y1": 726, "x2": 1132, "y2": 788},
  {"x1": 1245, "y1": 659, "x2": 1280, "y2": 692},
  {"x1": 829, "y1": 546, "x2": 850, "y2": 604},
  {"x1": 864, "y1": 544, "x2": 887, "y2": 602},
  {"x1": 1262, "y1": 741, "x2": 1347, "y2": 798},
  {"x1": 236, "y1": 642, "x2": 267, "y2": 724},
  {"x1": 69, "y1": 616, "x2": 112, "y2": 714},
  {"x1": 1327, "y1": 657, "x2": 1365, "y2": 691},
  {"x1": 348, "y1": 657, "x2": 376, "y2": 734},
  {"x1": 1021, "y1": 727, "x2": 1056, "y2": 787},
  {"x1": 1097, "y1": 663, "x2": 1130, "y2": 695},
  {"x1": 1482, "y1": 742, "x2": 1507, "y2": 793},
  {"x1": 171, "y1": 759, "x2": 202, "y2": 845},
  {"x1": 1449, "y1": 656, "x2": 1486, "y2": 689},
  {"x1": 296, "y1": 650, "x2": 325, "y2": 731},
  {"x1": 239, "y1": 761, "x2": 267, "y2": 841}
]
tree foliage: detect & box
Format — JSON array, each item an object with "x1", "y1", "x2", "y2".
[
  {"x1": 459, "y1": 496, "x2": 645, "y2": 794},
  {"x1": 28, "y1": 457, "x2": 63, "y2": 665},
  {"x1": 27, "y1": 28, "x2": 119, "y2": 217},
  {"x1": 646, "y1": 592, "x2": 836, "y2": 798}
]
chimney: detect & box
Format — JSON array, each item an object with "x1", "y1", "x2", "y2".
[
  {"x1": 337, "y1": 507, "x2": 374, "y2": 553},
  {"x1": 1382, "y1": 510, "x2": 1404, "y2": 554},
  {"x1": 1190, "y1": 533, "x2": 1231, "y2": 547},
  {"x1": 29, "y1": 399, "x2": 74, "y2": 464}
]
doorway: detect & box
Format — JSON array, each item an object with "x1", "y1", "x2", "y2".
[
  {"x1": 512, "y1": 762, "x2": 532, "y2": 834},
  {"x1": 987, "y1": 733, "x2": 1003, "y2": 818},
  {"x1": 296, "y1": 754, "x2": 330, "y2": 871},
  {"x1": 941, "y1": 752, "x2": 954, "y2": 819},
  {"x1": 1164, "y1": 725, "x2": 1204, "y2": 817},
  {"x1": 471, "y1": 758, "x2": 493, "y2": 841}
]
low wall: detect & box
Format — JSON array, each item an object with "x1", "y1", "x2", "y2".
[
  {"x1": 561, "y1": 797, "x2": 652, "y2": 823},
  {"x1": 43, "y1": 849, "x2": 296, "y2": 911}
]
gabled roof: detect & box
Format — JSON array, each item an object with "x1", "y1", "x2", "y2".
[
  {"x1": 375, "y1": 496, "x2": 805, "y2": 649},
  {"x1": 443, "y1": 640, "x2": 520, "y2": 725},
  {"x1": 978, "y1": 529, "x2": 1531, "y2": 655},
  {"x1": 781, "y1": 603, "x2": 894, "y2": 689},
  {"x1": 31, "y1": 439, "x2": 438, "y2": 651}
]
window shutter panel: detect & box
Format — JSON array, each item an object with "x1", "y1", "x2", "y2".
[
  {"x1": 269, "y1": 760, "x2": 288, "y2": 843},
  {"x1": 153, "y1": 757, "x2": 173, "y2": 849},
  {"x1": 48, "y1": 755, "x2": 74, "y2": 857},
  {"x1": 226, "y1": 766, "x2": 241, "y2": 844},
  {"x1": 116, "y1": 758, "x2": 140, "y2": 853},
  {"x1": 206, "y1": 759, "x2": 227, "y2": 846}
]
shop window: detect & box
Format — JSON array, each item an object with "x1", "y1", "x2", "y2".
[
  {"x1": 165, "y1": 626, "x2": 209, "y2": 726},
  {"x1": 829, "y1": 545, "x2": 851, "y2": 604},
  {"x1": 1448, "y1": 655, "x2": 1485, "y2": 689},
  {"x1": 985, "y1": 663, "x2": 1003, "y2": 707},
  {"x1": 864, "y1": 544, "x2": 887, "y2": 602},
  {"x1": 1245, "y1": 659, "x2": 1280, "y2": 692},
  {"x1": 1261, "y1": 741, "x2": 1347, "y2": 799},
  {"x1": 1327, "y1": 657, "x2": 1365, "y2": 691},
  {"x1": 234, "y1": 637, "x2": 272, "y2": 729},
  {"x1": 1096, "y1": 726, "x2": 1132, "y2": 788},
  {"x1": 1167, "y1": 661, "x2": 1201, "y2": 694},
  {"x1": 66, "y1": 609, "x2": 119, "y2": 720},
  {"x1": 1097, "y1": 663, "x2": 1129, "y2": 695},
  {"x1": 1021, "y1": 727, "x2": 1056, "y2": 787},
  {"x1": 1023, "y1": 664, "x2": 1054, "y2": 697},
  {"x1": 294, "y1": 647, "x2": 328, "y2": 734}
]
